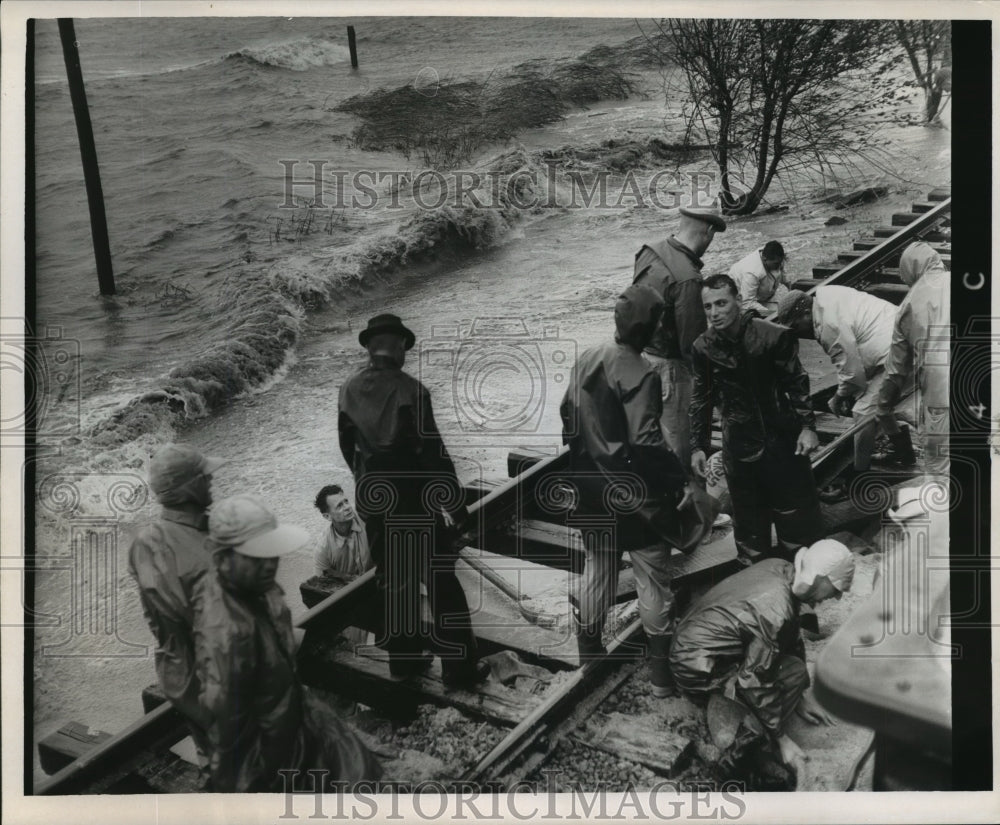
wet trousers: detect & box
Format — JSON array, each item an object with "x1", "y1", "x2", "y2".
[
  {"x1": 674, "y1": 653, "x2": 809, "y2": 733},
  {"x1": 724, "y1": 438, "x2": 823, "y2": 560},
  {"x1": 575, "y1": 530, "x2": 676, "y2": 638}
]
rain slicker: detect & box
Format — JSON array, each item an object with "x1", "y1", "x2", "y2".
[
  {"x1": 194, "y1": 574, "x2": 381, "y2": 791},
  {"x1": 669, "y1": 558, "x2": 807, "y2": 735},
  {"x1": 338, "y1": 355, "x2": 460, "y2": 493},
  {"x1": 885, "y1": 243, "x2": 950, "y2": 408},
  {"x1": 128, "y1": 508, "x2": 212, "y2": 734},
  {"x1": 339, "y1": 354, "x2": 478, "y2": 680},
  {"x1": 811, "y1": 285, "x2": 896, "y2": 398},
  {"x1": 633, "y1": 237, "x2": 707, "y2": 363},
  {"x1": 559, "y1": 286, "x2": 689, "y2": 549},
  {"x1": 690, "y1": 313, "x2": 815, "y2": 461}
]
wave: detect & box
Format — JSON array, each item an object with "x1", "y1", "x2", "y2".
[
  {"x1": 85, "y1": 148, "x2": 547, "y2": 455},
  {"x1": 224, "y1": 38, "x2": 352, "y2": 72}
]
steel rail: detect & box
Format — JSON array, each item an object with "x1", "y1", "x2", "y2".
[{"x1": 36, "y1": 203, "x2": 946, "y2": 795}]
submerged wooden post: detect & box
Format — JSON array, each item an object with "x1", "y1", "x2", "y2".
[
  {"x1": 58, "y1": 18, "x2": 115, "y2": 296},
  {"x1": 347, "y1": 25, "x2": 358, "y2": 68}
]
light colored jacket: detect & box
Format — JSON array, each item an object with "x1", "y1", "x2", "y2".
[
  {"x1": 729, "y1": 248, "x2": 787, "y2": 315},
  {"x1": 128, "y1": 507, "x2": 212, "y2": 732},
  {"x1": 812, "y1": 286, "x2": 897, "y2": 397},
  {"x1": 886, "y1": 243, "x2": 950, "y2": 407}
]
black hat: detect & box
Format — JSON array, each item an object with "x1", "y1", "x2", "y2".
[{"x1": 358, "y1": 313, "x2": 416, "y2": 350}]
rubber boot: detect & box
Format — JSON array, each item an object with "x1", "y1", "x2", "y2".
[
  {"x1": 572, "y1": 609, "x2": 607, "y2": 665},
  {"x1": 884, "y1": 425, "x2": 917, "y2": 466},
  {"x1": 647, "y1": 633, "x2": 675, "y2": 698}
]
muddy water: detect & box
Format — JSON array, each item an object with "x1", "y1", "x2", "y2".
[{"x1": 31, "y1": 101, "x2": 950, "y2": 779}]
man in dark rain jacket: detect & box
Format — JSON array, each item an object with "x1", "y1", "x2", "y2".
[
  {"x1": 560, "y1": 284, "x2": 715, "y2": 694},
  {"x1": 633, "y1": 206, "x2": 727, "y2": 469},
  {"x1": 128, "y1": 443, "x2": 224, "y2": 761},
  {"x1": 195, "y1": 495, "x2": 381, "y2": 792},
  {"x1": 669, "y1": 539, "x2": 855, "y2": 778},
  {"x1": 338, "y1": 313, "x2": 486, "y2": 688},
  {"x1": 690, "y1": 274, "x2": 822, "y2": 563}
]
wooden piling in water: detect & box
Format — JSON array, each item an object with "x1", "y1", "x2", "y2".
[
  {"x1": 347, "y1": 25, "x2": 358, "y2": 68},
  {"x1": 58, "y1": 18, "x2": 116, "y2": 296}
]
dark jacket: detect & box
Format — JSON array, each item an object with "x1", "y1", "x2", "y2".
[
  {"x1": 669, "y1": 558, "x2": 807, "y2": 735},
  {"x1": 690, "y1": 313, "x2": 816, "y2": 461},
  {"x1": 339, "y1": 356, "x2": 463, "y2": 520},
  {"x1": 559, "y1": 288, "x2": 688, "y2": 549},
  {"x1": 633, "y1": 237, "x2": 707, "y2": 363}
]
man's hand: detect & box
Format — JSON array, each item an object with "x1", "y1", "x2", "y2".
[
  {"x1": 796, "y1": 689, "x2": 835, "y2": 726},
  {"x1": 827, "y1": 392, "x2": 855, "y2": 418},
  {"x1": 795, "y1": 428, "x2": 819, "y2": 456},
  {"x1": 778, "y1": 733, "x2": 808, "y2": 781},
  {"x1": 691, "y1": 449, "x2": 708, "y2": 479}
]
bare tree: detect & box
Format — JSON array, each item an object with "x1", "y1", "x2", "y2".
[
  {"x1": 894, "y1": 20, "x2": 951, "y2": 124},
  {"x1": 657, "y1": 19, "x2": 900, "y2": 216}
]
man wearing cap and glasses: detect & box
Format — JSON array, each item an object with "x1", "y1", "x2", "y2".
[
  {"x1": 669, "y1": 539, "x2": 855, "y2": 783},
  {"x1": 633, "y1": 206, "x2": 727, "y2": 470},
  {"x1": 338, "y1": 314, "x2": 487, "y2": 688},
  {"x1": 128, "y1": 443, "x2": 225, "y2": 762},
  {"x1": 194, "y1": 495, "x2": 381, "y2": 791}
]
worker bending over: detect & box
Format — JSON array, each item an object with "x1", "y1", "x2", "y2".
[{"x1": 669, "y1": 539, "x2": 855, "y2": 780}]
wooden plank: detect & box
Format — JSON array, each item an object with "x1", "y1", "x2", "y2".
[
  {"x1": 297, "y1": 638, "x2": 540, "y2": 726},
  {"x1": 573, "y1": 705, "x2": 693, "y2": 776},
  {"x1": 36, "y1": 702, "x2": 183, "y2": 794},
  {"x1": 874, "y1": 225, "x2": 949, "y2": 240},
  {"x1": 38, "y1": 722, "x2": 114, "y2": 775},
  {"x1": 508, "y1": 447, "x2": 561, "y2": 478},
  {"x1": 462, "y1": 619, "x2": 646, "y2": 785},
  {"x1": 927, "y1": 187, "x2": 951, "y2": 202}
]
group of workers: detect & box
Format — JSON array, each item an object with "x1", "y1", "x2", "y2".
[{"x1": 128, "y1": 205, "x2": 950, "y2": 789}]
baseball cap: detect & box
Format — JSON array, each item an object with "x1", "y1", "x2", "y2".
[
  {"x1": 208, "y1": 494, "x2": 311, "y2": 558},
  {"x1": 149, "y1": 444, "x2": 225, "y2": 495},
  {"x1": 792, "y1": 539, "x2": 855, "y2": 597}
]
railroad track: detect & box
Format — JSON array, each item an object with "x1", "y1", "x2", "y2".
[{"x1": 35, "y1": 188, "x2": 949, "y2": 795}]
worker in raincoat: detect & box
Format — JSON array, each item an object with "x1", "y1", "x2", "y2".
[
  {"x1": 774, "y1": 286, "x2": 903, "y2": 494},
  {"x1": 728, "y1": 240, "x2": 789, "y2": 316},
  {"x1": 633, "y1": 207, "x2": 727, "y2": 468},
  {"x1": 339, "y1": 313, "x2": 486, "y2": 688},
  {"x1": 194, "y1": 495, "x2": 382, "y2": 792},
  {"x1": 669, "y1": 539, "x2": 855, "y2": 777},
  {"x1": 876, "y1": 242, "x2": 951, "y2": 479},
  {"x1": 560, "y1": 284, "x2": 716, "y2": 693},
  {"x1": 690, "y1": 274, "x2": 822, "y2": 563},
  {"x1": 128, "y1": 443, "x2": 224, "y2": 760}
]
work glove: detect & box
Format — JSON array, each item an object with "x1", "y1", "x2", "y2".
[{"x1": 827, "y1": 392, "x2": 855, "y2": 418}]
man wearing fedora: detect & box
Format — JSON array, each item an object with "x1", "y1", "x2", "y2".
[
  {"x1": 633, "y1": 206, "x2": 727, "y2": 470},
  {"x1": 338, "y1": 313, "x2": 486, "y2": 688},
  {"x1": 128, "y1": 442, "x2": 224, "y2": 762},
  {"x1": 194, "y1": 495, "x2": 381, "y2": 791}
]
